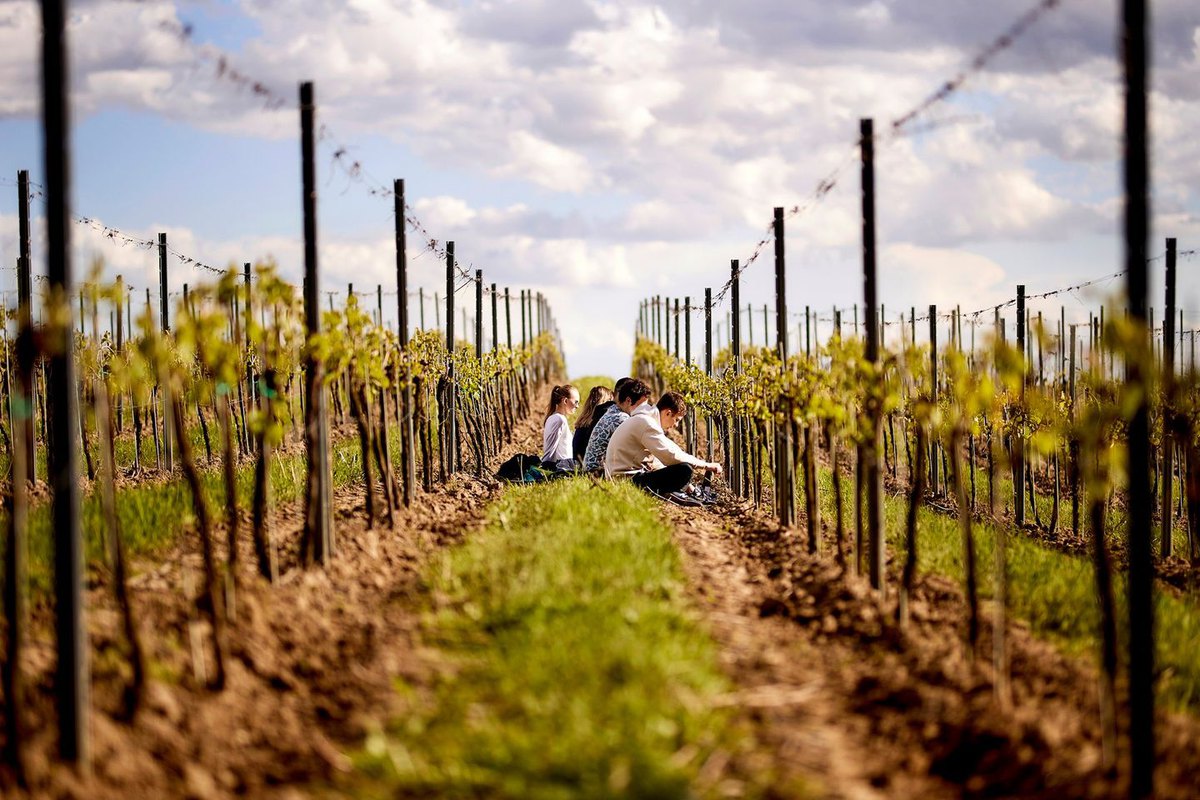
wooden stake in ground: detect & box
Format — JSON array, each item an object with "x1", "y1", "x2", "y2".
[
  {"x1": 299, "y1": 81, "x2": 332, "y2": 565},
  {"x1": 1162, "y1": 237, "x2": 1177, "y2": 558},
  {"x1": 860, "y1": 117, "x2": 884, "y2": 592},
  {"x1": 899, "y1": 420, "x2": 927, "y2": 629},
  {"x1": 1121, "y1": 0, "x2": 1155, "y2": 792},
  {"x1": 42, "y1": 0, "x2": 88, "y2": 764},
  {"x1": 2, "y1": 324, "x2": 30, "y2": 783}
]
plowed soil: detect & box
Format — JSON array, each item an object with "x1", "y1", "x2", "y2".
[
  {"x1": 667, "y1": 498, "x2": 1200, "y2": 799},
  {"x1": 6, "y1": 410, "x2": 1199, "y2": 799},
  {"x1": 1, "y1": 411, "x2": 547, "y2": 800}
]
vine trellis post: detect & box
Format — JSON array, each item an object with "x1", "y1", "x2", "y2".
[
  {"x1": 42, "y1": 0, "x2": 88, "y2": 765},
  {"x1": 861, "y1": 117, "x2": 884, "y2": 591},
  {"x1": 300, "y1": 80, "x2": 331, "y2": 565},
  {"x1": 1122, "y1": 0, "x2": 1154, "y2": 792},
  {"x1": 773, "y1": 207, "x2": 795, "y2": 528}
]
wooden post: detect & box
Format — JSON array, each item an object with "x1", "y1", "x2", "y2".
[
  {"x1": 16, "y1": 169, "x2": 35, "y2": 481},
  {"x1": 805, "y1": 305, "x2": 812, "y2": 358},
  {"x1": 861, "y1": 118, "x2": 884, "y2": 591},
  {"x1": 705, "y1": 288, "x2": 713, "y2": 461},
  {"x1": 774, "y1": 207, "x2": 794, "y2": 527},
  {"x1": 1162, "y1": 237, "x2": 1176, "y2": 558},
  {"x1": 445, "y1": 242, "x2": 457, "y2": 473},
  {"x1": 7, "y1": 169, "x2": 35, "y2": 780},
  {"x1": 41, "y1": 0, "x2": 87, "y2": 764},
  {"x1": 300, "y1": 80, "x2": 331, "y2": 565},
  {"x1": 158, "y1": 233, "x2": 169, "y2": 332},
  {"x1": 520, "y1": 289, "x2": 528, "y2": 349},
  {"x1": 1122, "y1": 0, "x2": 1154, "y2": 792},
  {"x1": 244, "y1": 263, "x2": 255, "y2": 408},
  {"x1": 475, "y1": 270, "x2": 483, "y2": 362},
  {"x1": 665, "y1": 295, "x2": 672, "y2": 353},
  {"x1": 157, "y1": 232, "x2": 174, "y2": 469},
  {"x1": 491, "y1": 283, "x2": 499, "y2": 354},
  {"x1": 671, "y1": 298, "x2": 679, "y2": 360},
  {"x1": 929, "y1": 306, "x2": 939, "y2": 496},
  {"x1": 731, "y1": 261, "x2": 743, "y2": 498},
  {"x1": 115, "y1": 276, "x2": 124, "y2": 432},
  {"x1": 395, "y1": 178, "x2": 415, "y2": 506},
  {"x1": 1015, "y1": 285, "x2": 1026, "y2": 527},
  {"x1": 505, "y1": 288, "x2": 513, "y2": 349},
  {"x1": 684, "y1": 296, "x2": 692, "y2": 365}
]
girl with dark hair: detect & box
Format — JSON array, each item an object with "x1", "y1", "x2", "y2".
[
  {"x1": 543, "y1": 384, "x2": 580, "y2": 468},
  {"x1": 571, "y1": 385, "x2": 614, "y2": 461}
]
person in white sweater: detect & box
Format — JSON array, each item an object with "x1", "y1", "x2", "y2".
[
  {"x1": 542, "y1": 384, "x2": 579, "y2": 469},
  {"x1": 604, "y1": 390, "x2": 722, "y2": 495}
]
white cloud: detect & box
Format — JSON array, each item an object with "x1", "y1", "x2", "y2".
[
  {"x1": 1, "y1": 0, "x2": 1198, "y2": 376},
  {"x1": 881, "y1": 243, "x2": 1008, "y2": 313},
  {"x1": 494, "y1": 131, "x2": 599, "y2": 192}
]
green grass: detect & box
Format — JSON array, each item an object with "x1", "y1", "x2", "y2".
[
  {"x1": 895, "y1": 445, "x2": 1193, "y2": 562},
  {"x1": 18, "y1": 426, "x2": 390, "y2": 594},
  {"x1": 817, "y1": 466, "x2": 1200, "y2": 710},
  {"x1": 346, "y1": 479, "x2": 777, "y2": 799}
]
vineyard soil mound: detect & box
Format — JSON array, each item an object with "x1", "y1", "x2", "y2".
[
  {"x1": 667, "y1": 499, "x2": 1200, "y2": 799},
  {"x1": 3, "y1": 411, "x2": 548, "y2": 800}
]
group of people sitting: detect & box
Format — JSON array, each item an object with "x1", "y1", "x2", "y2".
[{"x1": 541, "y1": 378, "x2": 723, "y2": 499}]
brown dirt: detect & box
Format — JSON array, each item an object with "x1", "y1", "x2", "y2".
[
  {"x1": 0, "y1": 409, "x2": 547, "y2": 800},
  {"x1": 666, "y1": 497, "x2": 1200, "y2": 799}
]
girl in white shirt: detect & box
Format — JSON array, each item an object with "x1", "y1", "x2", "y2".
[{"x1": 542, "y1": 384, "x2": 580, "y2": 469}]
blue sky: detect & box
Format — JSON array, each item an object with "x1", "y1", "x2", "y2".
[{"x1": 0, "y1": 0, "x2": 1197, "y2": 376}]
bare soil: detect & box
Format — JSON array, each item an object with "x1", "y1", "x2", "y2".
[
  {"x1": 7, "y1": 408, "x2": 1198, "y2": 799},
  {"x1": 0, "y1": 412, "x2": 547, "y2": 800},
  {"x1": 667, "y1": 497, "x2": 1200, "y2": 799}
]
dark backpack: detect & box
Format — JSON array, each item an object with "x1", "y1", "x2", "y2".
[{"x1": 496, "y1": 453, "x2": 543, "y2": 482}]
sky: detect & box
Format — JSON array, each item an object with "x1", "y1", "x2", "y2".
[{"x1": 0, "y1": 0, "x2": 1198, "y2": 378}]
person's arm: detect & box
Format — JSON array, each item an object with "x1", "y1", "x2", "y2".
[{"x1": 641, "y1": 426, "x2": 716, "y2": 471}]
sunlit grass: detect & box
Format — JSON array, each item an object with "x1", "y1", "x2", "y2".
[
  {"x1": 346, "y1": 479, "x2": 781, "y2": 799},
  {"x1": 16, "y1": 427, "x2": 390, "y2": 594},
  {"x1": 816, "y1": 466, "x2": 1200, "y2": 711}
]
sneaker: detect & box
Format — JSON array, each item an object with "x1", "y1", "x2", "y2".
[{"x1": 667, "y1": 491, "x2": 704, "y2": 507}]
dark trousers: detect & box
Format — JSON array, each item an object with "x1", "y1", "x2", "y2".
[{"x1": 632, "y1": 463, "x2": 693, "y2": 495}]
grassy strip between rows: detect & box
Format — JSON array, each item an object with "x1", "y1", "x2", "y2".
[
  {"x1": 18, "y1": 429, "x2": 386, "y2": 594},
  {"x1": 345, "y1": 479, "x2": 780, "y2": 799},
  {"x1": 816, "y1": 467, "x2": 1200, "y2": 711}
]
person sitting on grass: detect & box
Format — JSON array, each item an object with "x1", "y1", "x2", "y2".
[
  {"x1": 604, "y1": 390, "x2": 722, "y2": 496},
  {"x1": 582, "y1": 377, "x2": 649, "y2": 473},
  {"x1": 572, "y1": 384, "x2": 614, "y2": 462},
  {"x1": 542, "y1": 384, "x2": 579, "y2": 470}
]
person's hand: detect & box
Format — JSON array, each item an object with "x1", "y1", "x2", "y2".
[{"x1": 707, "y1": 462, "x2": 723, "y2": 476}]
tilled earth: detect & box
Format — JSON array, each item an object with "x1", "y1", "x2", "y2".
[
  {"x1": 1, "y1": 411, "x2": 547, "y2": 800},
  {"x1": 5, "y1": 413, "x2": 1200, "y2": 799},
  {"x1": 666, "y1": 497, "x2": 1200, "y2": 799}
]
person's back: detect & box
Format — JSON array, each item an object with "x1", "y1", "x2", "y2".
[
  {"x1": 572, "y1": 384, "x2": 616, "y2": 461},
  {"x1": 583, "y1": 378, "x2": 651, "y2": 472},
  {"x1": 603, "y1": 404, "x2": 660, "y2": 477},
  {"x1": 604, "y1": 391, "x2": 721, "y2": 495},
  {"x1": 582, "y1": 404, "x2": 627, "y2": 471}
]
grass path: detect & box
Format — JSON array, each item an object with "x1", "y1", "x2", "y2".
[{"x1": 346, "y1": 478, "x2": 769, "y2": 799}]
